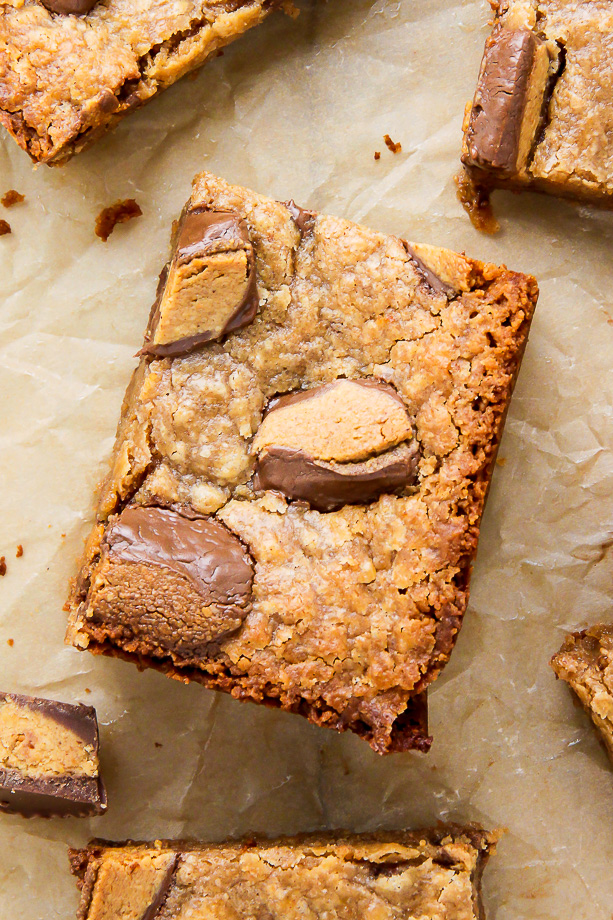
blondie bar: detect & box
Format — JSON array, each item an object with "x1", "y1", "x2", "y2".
[
  {"x1": 551, "y1": 624, "x2": 613, "y2": 764},
  {"x1": 0, "y1": 691, "x2": 106, "y2": 817},
  {"x1": 69, "y1": 827, "x2": 500, "y2": 920},
  {"x1": 66, "y1": 172, "x2": 538, "y2": 754},
  {"x1": 461, "y1": 0, "x2": 613, "y2": 223},
  {"x1": 0, "y1": 1, "x2": 293, "y2": 164}
]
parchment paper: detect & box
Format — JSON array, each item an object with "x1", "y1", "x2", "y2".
[{"x1": 1, "y1": 1, "x2": 613, "y2": 917}]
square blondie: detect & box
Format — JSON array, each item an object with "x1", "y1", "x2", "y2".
[{"x1": 67, "y1": 172, "x2": 538, "y2": 753}]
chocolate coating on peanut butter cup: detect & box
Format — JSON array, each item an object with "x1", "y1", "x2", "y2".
[
  {"x1": 465, "y1": 28, "x2": 540, "y2": 174},
  {"x1": 175, "y1": 209, "x2": 250, "y2": 262},
  {"x1": 284, "y1": 200, "x2": 316, "y2": 238},
  {"x1": 0, "y1": 770, "x2": 107, "y2": 818},
  {"x1": 105, "y1": 506, "x2": 253, "y2": 612},
  {"x1": 402, "y1": 242, "x2": 456, "y2": 298},
  {"x1": 0, "y1": 692, "x2": 99, "y2": 748},
  {"x1": 252, "y1": 379, "x2": 420, "y2": 510},
  {"x1": 41, "y1": 0, "x2": 98, "y2": 13},
  {"x1": 254, "y1": 443, "x2": 420, "y2": 512},
  {"x1": 140, "y1": 209, "x2": 259, "y2": 358}
]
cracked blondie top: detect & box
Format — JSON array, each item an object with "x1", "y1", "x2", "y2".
[
  {"x1": 0, "y1": 0, "x2": 292, "y2": 164},
  {"x1": 461, "y1": 0, "x2": 613, "y2": 220},
  {"x1": 551, "y1": 624, "x2": 613, "y2": 764},
  {"x1": 0, "y1": 691, "x2": 106, "y2": 817},
  {"x1": 66, "y1": 172, "x2": 538, "y2": 754},
  {"x1": 69, "y1": 826, "x2": 500, "y2": 920}
]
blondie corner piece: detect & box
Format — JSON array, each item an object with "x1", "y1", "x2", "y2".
[
  {"x1": 551, "y1": 624, "x2": 613, "y2": 764},
  {"x1": 69, "y1": 826, "x2": 501, "y2": 920},
  {"x1": 0, "y1": 691, "x2": 106, "y2": 817},
  {"x1": 66, "y1": 172, "x2": 538, "y2": 754},
  {"x1": 460, "y1": 0, "x2": 613, "y2": 226},
  {"x1": 0, "y1": 1, "x2": 294, "y2": 165}
]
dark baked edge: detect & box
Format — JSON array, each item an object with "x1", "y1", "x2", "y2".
[{"x1": 66, "y1": 636, "x2": 433, "y2": 754}]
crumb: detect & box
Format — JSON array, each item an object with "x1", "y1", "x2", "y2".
[
  {"x1": 374, "y1": 151, "x2": 381, "y2": 161},
  {"x1": 154, "y1": 742, "x2": 163, "y2": 748},
  {"x1": 7, "y1": 639, "x2": 14, "y2": 647},
  {"x1": 1, "y1": 189, "x2": 24, "y2": 207},
  {"x1": 61, "y1": 533, "x2": 66, "y2": 538},
  {"x1": 0, "y1": 557, "x2": 6, "y2": 576},
  {"x1": 16, "y1": 544, "x2": 23, "y2": 558},
  {"x1": 0, "y1": 220, "x2": 11, "y2": 236},
  {"x1": 95, "y1": 199, "x2": 143, "y2": 241},
  {"x1": 84, "y1": 688, "x2": 91, "y2": 694},
  {"x1": 496, "y1": 457, "x2": 507, "y2": 467},
  {"x1": 215, "y1": 48, "x2": 225, "y2": 57},
  {"x1": 383, "y1": 134, "x2": 402, "y2": 154}
]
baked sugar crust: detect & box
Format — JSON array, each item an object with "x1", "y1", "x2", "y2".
[{"x1": 66, "y1": 172, "x2": 538, "y2": 754}]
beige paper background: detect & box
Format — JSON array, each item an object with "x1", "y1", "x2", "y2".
[{"x1": 1, "y1": 1, "x2": 613, "y2": 916}]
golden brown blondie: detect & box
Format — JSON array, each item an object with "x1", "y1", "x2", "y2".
[
  {"x1": 551, "y1": 624, "x2": 613, "y2": 763},
  {"x1": 66, "y1": 172, "x2": 538, "y2": 754},
  {"x1": 461, "y1": 0, "x2": 613, "y2": 222},
  {"x1": 70, "y1": 827, "x2": 500, "y2": 920},
  {"x1": 0, "y1": 0, "x2": 294, "y2": 164}
]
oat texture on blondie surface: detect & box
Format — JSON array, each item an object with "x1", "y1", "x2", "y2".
[
  {"x1": 0, "y1": 0, "x2": 291, "y2": 164},
  {"x1": 69, "y1": 826, "x2": 500, "y2": 920},
  {"x1": 461, "y1": 0, "x2": 613, "y2": 217},
  {"x1": 67, "y1": 172, "x2": 538, "y2": 754}
]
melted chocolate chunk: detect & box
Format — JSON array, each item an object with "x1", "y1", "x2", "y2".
[
  {"x1": 253, "y1": 444, "x2": 419, "y2": 513},
  {"x1": 105, "y1": 506, "x2": 253, "y2": 612},
  {"x1": 284, "y1": 199, "x2": 316, "y2": 238},
  {"x1": 465, "y1": 28, "x2": 540, "y2": 174},
  {"x1": 41, "y1": 0, "x2": 98, "y2": 13}
]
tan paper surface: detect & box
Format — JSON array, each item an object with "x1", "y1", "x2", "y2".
[{"x1": 1, "y1": 1, "x2": 613, "y2": 917}]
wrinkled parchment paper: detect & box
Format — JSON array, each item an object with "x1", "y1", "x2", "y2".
[{"x1": 1, "y1": 1, "x2": 613, "y2": 916}]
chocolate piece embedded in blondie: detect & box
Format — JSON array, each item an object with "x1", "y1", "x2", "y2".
[
  {"x1": 67, "y1": 172, "x2": 538, "y2": 754},
  {"x1": 69, "y1": 826, "x2": 500, "y2": 920},
  {"x1": 0, "y1": 1, "x2": 293, "y2": 165},
  {"x1": 461, "y1": 0, "x2": 613, "y2": 220},
  {"x1": 551, "y1": 624, "x2": 613, "y2": 763},
  {"x1": 0, "y1": 691, "x2": 106, "y2": 817}
]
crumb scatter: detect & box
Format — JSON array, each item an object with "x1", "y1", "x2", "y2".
[
  {"x1": 384, "y1": 134, "x2": 402, "y2": 154},
  {"x1": 95, "y1": 199, "x2": 142, "y2": 241},
  {"x1": 1, "y1": 189, "x2": 24, "y2": 207}
]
